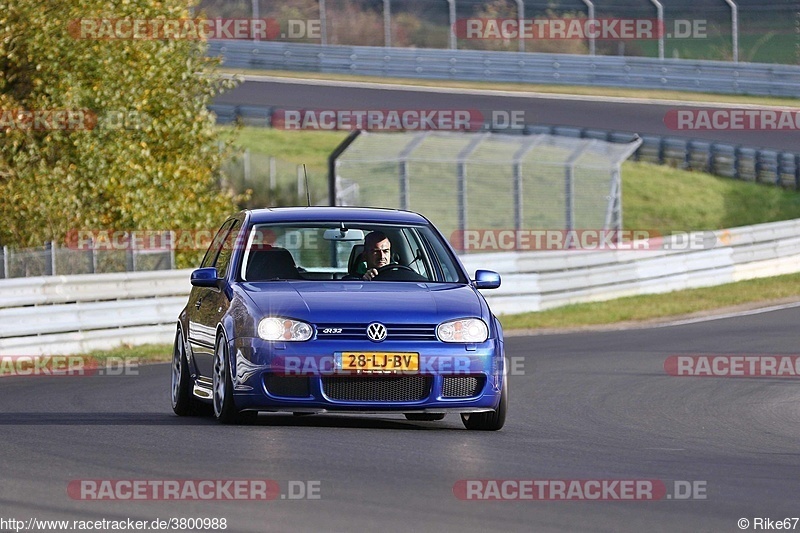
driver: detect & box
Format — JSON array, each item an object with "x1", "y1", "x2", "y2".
[{"x1": 359, "y1": 231, "x2": 392, "y2": 281}]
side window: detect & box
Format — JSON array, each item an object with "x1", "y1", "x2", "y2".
[
  {"x1": 214, "y1": 220, "x2": 241, "y2": 278},
  {"x1": 200, "y1": 219, "x2": 234, "y2": 268}
]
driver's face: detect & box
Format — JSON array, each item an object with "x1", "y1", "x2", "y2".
[{"x1": 366, "y1": 238, "x2": 391, "y2": 269}]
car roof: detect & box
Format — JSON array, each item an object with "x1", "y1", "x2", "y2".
[{"x1": 244, "y1": 206, "x2": 431, "y2": 225}]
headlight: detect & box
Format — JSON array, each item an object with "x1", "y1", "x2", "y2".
[
  {"x1": 436, "y1": 318, "x2": 488, "y2": 343},
  {"x1": 258, "y1": 317, "x2": 313, "y2": 341}
]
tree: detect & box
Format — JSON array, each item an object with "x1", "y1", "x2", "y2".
[{"x1": 0, "y1": 0, "x2": 240, "y2": 263}]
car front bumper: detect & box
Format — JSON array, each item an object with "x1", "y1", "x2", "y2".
[{"x1": 226, "y1": 336, "x2": 505, "y2": 413}]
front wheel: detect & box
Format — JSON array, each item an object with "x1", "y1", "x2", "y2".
[
  {"x1": 461, "y1": 381, "x2": 507, "y2": 431},
  {"x1": 213, "y1": 333, "x2": 257, "y2": 425}
]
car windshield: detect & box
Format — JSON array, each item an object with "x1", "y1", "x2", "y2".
[{"x1": 239, "y1": 222, "x2": 467, "y2": 283}]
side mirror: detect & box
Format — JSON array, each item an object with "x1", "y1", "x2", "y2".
[
  {"x1": 191, "y1": 267, "x2": 220, "y2": 288},
  {"x1": 473, "y1": 269, "x2": 501, "y2": 289}
]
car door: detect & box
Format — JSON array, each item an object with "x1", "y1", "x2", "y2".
[{"x1": 187, "y1": 219, "x2": 236, "y2": 377}]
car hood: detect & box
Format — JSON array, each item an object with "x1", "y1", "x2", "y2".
[{"x1": 239, "y1": 281, "x2": 485, "y2": 324}]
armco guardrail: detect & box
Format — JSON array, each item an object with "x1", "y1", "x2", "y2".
[
  {"x1": 0, "y1": 270, "x2": 192, "y2": 356},
  {"x1": 461, "y1": 219, "x2": 800, "y2": 315},
  {"x1": 2, "y1": 218, "x2": 800, "y2": 355},
  {"x1": 208, "y1": 40, "x2": 800, "y2": 98}
]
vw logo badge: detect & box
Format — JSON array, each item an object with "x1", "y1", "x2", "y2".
[{"x1": 366, "y1": 322, "x2": 387, "y2": 342}]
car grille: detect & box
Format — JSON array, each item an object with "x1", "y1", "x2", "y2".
[
  {"x1": 322, "y1": 375, "x2": 432, "y2": 402},
  {"x1": 442, "y1": 376, "x2": 485, "y2": 398},
  {"x1": 315, "y1": 323, "x2": 437, "y2": 341},
  {"x1": 264, "y1": 375, "x2": 311, "y2": 398}
]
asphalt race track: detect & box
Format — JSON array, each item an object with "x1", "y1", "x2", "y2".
[
  {"x1": 2, "y1": 306, "x2": 799, "y2": 532},
  {"x1": 217, "y1": 77, "x2": 800, "y2": 151}
]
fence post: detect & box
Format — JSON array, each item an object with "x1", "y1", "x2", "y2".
[
  {"x1": 564, "y1": 141, "x2": 595, "y2": 235},
  {"x1": 456, "y1": 134, "x2": 487, "y2": 235},
  {"x1": 582, "y1": 0, "x2": 596, "y2": 56},
  {"x1": 251, "y1": 0, "x2": 260, "y2": 41},
  {"x1": 87, "y1": 238, "x2": 95, "y2": 274},
  {"x1": 319, "y1": 0, "x2": 328, "y2": 45},
  {"x1": 2, "y1": 245, "x2": 8, "y2": 279},
  {"x1": 46, "y1": 241, "x2": 55, "y2": 276},
  {"x1": 446, "y1": 0, "x2": 456, "y2": 49},
  {"x1": 723, "y1": 0, "x2": 739, "y2": 62},
  {"x1": 397, "y1": 132, "x2": 429, "y2": 211},
  {"x1": 126, "y1": 232, "x2": 135, "y2": 272},
  {"x1": 650, "y1": 0, "x2": 664, "y2": 60},
  {"x1": 383, "y1": 0, "x2": 391, "y2": 47}
]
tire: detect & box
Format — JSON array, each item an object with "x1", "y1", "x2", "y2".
[
  {"x1": 404, "y1": 413, "x2": 446, "y2": 421},
  {"x1": 461, "y1": 381, "x2": 507, "y2": 431},
  {"x1": 171, "y1": 327, "x2": 198, "y2": 416},
  {"x1": 213, "y1": 333, "x2": 257, "y2": 425}
]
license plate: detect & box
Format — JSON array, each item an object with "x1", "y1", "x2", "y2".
[{"x1": 335, "y1": 352, "x2": 419, "y2": 373}]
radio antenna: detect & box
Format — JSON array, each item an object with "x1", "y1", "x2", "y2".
[{"x1": 303, "y1": 164, "x2": 311, "y2": 206}]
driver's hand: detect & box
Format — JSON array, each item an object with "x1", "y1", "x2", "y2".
[{"x1": 362, "y1": 268, "x2": 378, "y2": 281}]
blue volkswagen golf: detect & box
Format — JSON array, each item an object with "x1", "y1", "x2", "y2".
[{"x1": 171, "y1": 207, "x2": 507, "y2": 430}]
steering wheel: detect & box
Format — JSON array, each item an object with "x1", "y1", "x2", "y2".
[
  {"x1": 373, "y1": 263, "x2": 426, "y2": 281},
  {"x1": 377, "y1": 264, "x2": 415, "y2": 274}
]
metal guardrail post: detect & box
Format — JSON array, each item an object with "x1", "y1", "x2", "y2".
[
  {"x1": 649, "y1": 0, "x2": 664, "y2": 60},
  {"x1": 581, "y1": 0, "x2": 595, "y2": 56},
  {"x1": 723, "y1": 0, "x2": 739, "y2": 62},
  {"x1": 447, "y1": 0, "x2": 456, "y2": 50}
]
